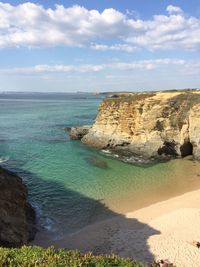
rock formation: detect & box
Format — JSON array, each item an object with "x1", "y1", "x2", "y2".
[
  {"x1": 0, "y1": 167, "x2": 36, "y2": 247},
  {"x1": 65, "y1": 125, "x2": 91, "y2": 140},
  {"x1": 70, "y1": 90, "x2": 200, "y2": 160}
]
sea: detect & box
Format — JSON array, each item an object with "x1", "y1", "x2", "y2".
[{"x1": 1, "y1": 92, "x2": 200, "y2": 240}]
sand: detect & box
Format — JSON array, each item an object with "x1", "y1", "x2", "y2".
[{"x1": 33, "y1": 189, "x2": 200, "y2": 267}]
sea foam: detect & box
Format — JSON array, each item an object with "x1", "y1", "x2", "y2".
[{"x1": 0, "y1": 156, "x2": 9, "y2": 164}]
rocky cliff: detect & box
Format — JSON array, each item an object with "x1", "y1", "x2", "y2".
[
  {"x1": 0, "y1": 167, "x2": 36, "y2": 247},
  {"x1": 76, "y1": 90, "x2": 200, "y2": 160}
]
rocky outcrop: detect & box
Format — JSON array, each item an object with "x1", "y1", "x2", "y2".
[
  {"x1": 66, "y1": 125, "x2": 91, "y2": 140},
  {"x1": 72, "y1": 90, "x2": 200, "y2": 160},
  {"x1": 0, "y1": 167, "x2": 36, "y2": 247}
]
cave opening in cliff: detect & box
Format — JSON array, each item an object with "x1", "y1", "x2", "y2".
[
  {"x1": 180, "y1": 141, "x2": 193, "y2": 157},
  {"x1": 157, "y1": 141, "x2": 178, "y2": 157}
]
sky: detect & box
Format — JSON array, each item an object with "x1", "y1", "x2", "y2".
[{"x1": 0, "y1": 0, "x2": 200, "y2": 92}]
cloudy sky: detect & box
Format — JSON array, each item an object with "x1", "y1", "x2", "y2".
[{"x1": 0, "y1": 0, "x2": 200, "y2": 92}]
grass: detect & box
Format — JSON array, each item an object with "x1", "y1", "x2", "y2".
[{"x1": 0, "y1": 246, "x2": 153, "y2": 267}]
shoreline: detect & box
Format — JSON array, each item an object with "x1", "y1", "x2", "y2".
[
  {"x1": 32, "y1": 188, "x2": 200, "y2": 267},
  {"x1": 87, "y1": 157, "x2": 200, "y2": 216}
]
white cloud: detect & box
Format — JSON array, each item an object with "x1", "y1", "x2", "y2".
[
  {"x1": 90, "y1": 43, "x2": 137, "y2": 52},
  {"x1": 0, "y1": 2, "x2": 199, "y2": 51},
  {"x1": 0, "y1": 58, "x2": 186, "y2": 74},
  {"x1": 0, "y1": 64, "x2": 105, "y2": 74},
  {"x1": 0, "y1": 3, "x2": 128, "y2": 48},
  {"x1": 126, "y1": 15, "x2": 200, "y2": 51},
  {"x1": 166, "y1": 5, "x2": 183, "y2": 14},
  {"x1": 126, "y1": 9, "x2": 140, "y2": 19},
  {"x1": 109, "y1": 59, "x2": 185, "y2": 70}
]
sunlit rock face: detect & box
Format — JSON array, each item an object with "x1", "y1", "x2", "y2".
[{"x1": 81, "y1": 90, "x2": 200, "y2": 159}]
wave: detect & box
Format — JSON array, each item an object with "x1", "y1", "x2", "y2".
[
  {"x1": 32, "y1": 202, "x2": 57, "y2": 235},
  {"x1": 0, "y1": 156, "x2": 9, "y2": 164},
  {"x1": 101, "y1": 149, "x2": 111, "y2": 154}
]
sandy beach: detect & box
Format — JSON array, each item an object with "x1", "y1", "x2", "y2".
[{"x1": 33, "y1": 188, "x2": 200, "y2": 267}]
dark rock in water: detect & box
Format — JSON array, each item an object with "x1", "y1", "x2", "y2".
[
  {"x1": 0, "y1": 167, "x2": 36, "y2": 247},
  {"x1": 64, "y1": 127, "x2": 71, "y2": 132},
  {"x1": 67, "y1": 125, "x2": 92, "y2": 140},
  {"x1": 85, "y1": 156, "x2": 109, "y2": 169}
]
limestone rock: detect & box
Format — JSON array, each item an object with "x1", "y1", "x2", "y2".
[
  {"x1": 0, "y1": 167, "x2": 36, "y2": 247},
  {"x1": 67, "y1": 125, "x2": 91, "y2": 140},
  {"x1": 189, "y1": 104, "x2": 200, "y2": 159},
  {"x1": 80, "y1": 91, "x2": 200, "y2": 159}
]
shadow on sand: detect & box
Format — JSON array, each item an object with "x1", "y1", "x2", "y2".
[{"x1": 3, "y1": 164, "x2": 160, "y2": 264}]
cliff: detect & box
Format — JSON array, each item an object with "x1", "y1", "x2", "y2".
[
  {"x1": 0, "y1": 167, "x2": 36, "y2": 247},
  {"x1": 76, "y1": 90, "x2": 200, "y2": 160}
]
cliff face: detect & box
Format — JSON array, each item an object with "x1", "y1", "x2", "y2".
[
  {"x1": 81, "y1": 91, "x2": 200, "y2": 159},
  {"x1": 0, "y1": 167, "x2": 36, "y2": 247}
]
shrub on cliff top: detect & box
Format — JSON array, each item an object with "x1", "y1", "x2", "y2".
[
  {"x1": 105, "y1": 92, "x2": 156, "y2": 104},
  {"x1": 0, "y1": 246, "x2": 152, "y2": 267}
]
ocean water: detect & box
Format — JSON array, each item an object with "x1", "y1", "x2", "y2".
[{"x1": 1, "y1": 92, "x2": 200, "y2": 239}]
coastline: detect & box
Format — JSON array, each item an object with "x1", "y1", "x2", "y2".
[
  {"x1": 33, "y1": 188, "x2": 200, "y2": 267},
  {"x1": 2, "y1": 91, "x2": 200, "y2": 266}
]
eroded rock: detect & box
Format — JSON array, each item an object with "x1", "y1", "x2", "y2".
[
  {"x1": 66, "y1": 125, "x2": 91, "y2": 140},
  {"x1": 80, "y1": 91, "x2": 200, "y2": 159},
  {"x1": 0, "y1": 167, "x2": 36, "y2": 247}
]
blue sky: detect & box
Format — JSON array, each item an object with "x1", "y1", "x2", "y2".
[{"x1": 0, "y1": 0, "x2": 200, "y2": 92}]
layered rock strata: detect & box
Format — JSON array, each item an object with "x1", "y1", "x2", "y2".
[
  {"x1": 70, "y1": 91, "x2": 200, "y2": 160},
  {"x1": 0, "y1": 167, "x2": 36, "y2": 247}
]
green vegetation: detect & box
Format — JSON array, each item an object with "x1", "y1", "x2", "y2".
[
  {"x1": 0, "y1": 246, "x2": 154, "y2": 267},
  {"x1": 104, "y1": 92, "x2": 156, "y2": 105},
  {"x1": 167, "y1": 92, "x2": 200, "y2": 130}
]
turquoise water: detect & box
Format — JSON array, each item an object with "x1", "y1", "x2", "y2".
[{"x1": 1, "y1": 93, "x2": 200, "y2": 239}]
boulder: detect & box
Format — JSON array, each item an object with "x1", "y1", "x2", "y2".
[{"x1": 67, "y1": 125, "x2": 92, "y2": 140}]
